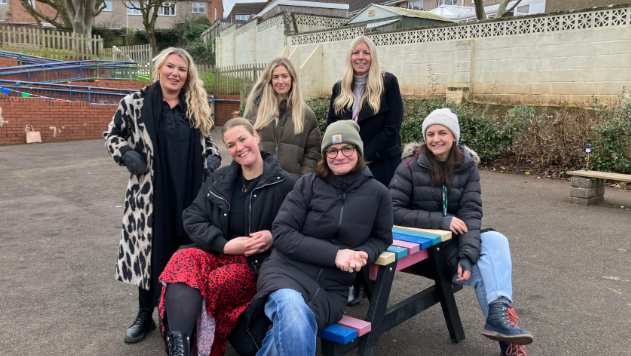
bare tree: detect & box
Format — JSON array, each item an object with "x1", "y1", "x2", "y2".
[
  {"x1": 125, "y1": 0, "x2": 180, "y2": 55},
  {"x1": 18, "y1": 0, "x2": 106, "y2": 37},
  {"x1": 473, "y1": 0, "x2": 524, "y2": 20}
]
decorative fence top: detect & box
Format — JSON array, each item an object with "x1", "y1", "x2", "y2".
[
  {"x1": 287, "y1": 13, "x2": 349, "y2": 28},
  {"x1": 223, "y1": 23, "x2": 237, "y2": 36},
  {"x1": 236, "y1": 20, "x2": 259, "y2": 35},
  {"x1": 257, "y1": 14, "x2": 286, "y2": 33},
  {"x1": 289, "y1": 5, "x2": 631, "y2": 46}
]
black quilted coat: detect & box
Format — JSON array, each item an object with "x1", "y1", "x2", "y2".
[
  {"x1": 251, "y1": 167, "x2": 393, "y2": 332},
  {"x1": 389, "y1": 144, "x2": 482, "y2": 277}
]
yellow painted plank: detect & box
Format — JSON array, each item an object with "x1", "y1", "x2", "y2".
[
  {"x1": 375, "y1": 251, "x2": 396, "y2": 266},
  {"x1": 567, "y1": 170, "x2": 631, "y2": 182},
  {"x1": 393, "y1": 225, "x2": 452, "y2": 242}
]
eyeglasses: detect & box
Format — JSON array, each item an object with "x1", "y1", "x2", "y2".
[{"x1": 325, "y1": 145, "x2": 356, "y2": 159}]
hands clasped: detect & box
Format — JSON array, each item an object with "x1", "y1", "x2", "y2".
[
  {"x1": 223, "y1": 230, "x2": 273, "y2": 256},
  {"x1": 335, "y1": 249, "x2": 368, "y2": 273}
]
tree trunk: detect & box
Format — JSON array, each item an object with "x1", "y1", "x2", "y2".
[
  {"x1": 146, "y1": 25, "x2": 158, "y2": 56},
  {"x1": 474, "y1": 0, "x2": 486, "y2": 20}
]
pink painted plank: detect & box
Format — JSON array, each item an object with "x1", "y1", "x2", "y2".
[
  {"x1": 391, "y1": 240, "x2": 420, "y2": 255},
  {"x1": 369, "y1": 249, "x2": 430, "y2": 280},
  {"x1": 337, "y1": 315, "x2": 371, "y2": 337}
]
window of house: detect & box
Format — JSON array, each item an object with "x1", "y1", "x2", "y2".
[
  {"x1": 516, "y1": 4, "x2": 530, "y2": 14},
  {"x1": 192, "y1": 3, "x2": 206, "y2": 14},
  {"x1": 235, "y1": 14, "x2": 249, "y2": 21},
  {"x1": 408, "y1": 0, "x2": 423, "y2": 10},
  {"x1": 158, "y1": 3, "x2": 176, "y2": 16},
  {"x1": 127, "y1": 2, "x2": 142, "y2": 15},
  {"x1": 103, "y1": 1, "x2": 113, "y2": 11},
  {"x1": 214, "y1": 7, "x2": 217, "y2": 20},
  {"x1": 0, "y1": 0, "x2": 9, "y2": 4},
  {"x1": 439, "y1": 0, "x2": 457, "y2": 5}
]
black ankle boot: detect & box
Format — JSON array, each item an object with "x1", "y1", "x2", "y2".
[
  {"x1": 347, "y1": 280, "x2": 364, "y2": 306},
  {"x1": 166, "y1": 331, "x2": 191, "y2": 356},
  {"x1": 124, "y1": 308, "x2": 156, "y2": 343}
]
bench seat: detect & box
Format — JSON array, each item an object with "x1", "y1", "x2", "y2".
[{"x1": 567, "y1": 170, "x2": 631, "y2": 205}]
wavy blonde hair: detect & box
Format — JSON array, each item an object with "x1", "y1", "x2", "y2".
[
  {"x1": 244, "y1": 57, "x2": 306, "y2": 134},
  {"x1": 333, "y1": 36, "x2": 384, "y2": 116},
  {"x1": 152, "y1": 47, "x2": 213, "y2": 136}
]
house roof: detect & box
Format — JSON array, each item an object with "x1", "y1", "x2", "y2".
[
  {"x1": 345, "y1": 0, "x2": 392, "y2": 15},
  {"x1": 229, "y1": 1, "x2": 269, "y2": 15},
  {"x1": 373, "y1": 4, "x2": 454, "y2": 22}
]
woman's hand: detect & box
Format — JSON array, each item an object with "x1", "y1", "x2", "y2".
[
  {"x1": 335, "y1": 249, "x2": 368, "y2": 273},
  {"x1": 449, "y1": 217, "x2": 469, "y2": 235},
  {"x1": 244, "y1": 230, "x2": 273, "y2": 256},
  {"x1": 223, "y1": 237, "x2": 251, "y2": 255},
  {"x1": 455, "y1": 263, "x2": 472, "y2": 282}
]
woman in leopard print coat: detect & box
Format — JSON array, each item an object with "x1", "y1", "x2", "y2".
[{"x1": 103, "y1": 48, "x2": 221, "y2": 344}]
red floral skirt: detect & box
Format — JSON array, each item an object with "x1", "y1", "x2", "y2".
[{"x1": 159, "y1": 248, "x2": 257, "y2": 356}]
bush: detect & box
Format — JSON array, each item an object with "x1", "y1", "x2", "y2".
[{"x1": 590, "y1": 102, "x2": 631, "y2": 173}]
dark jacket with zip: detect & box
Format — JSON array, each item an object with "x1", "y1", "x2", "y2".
[
  {"x1": 326, "y1": 72, "x2": 403, "y2": 187},
  {"x1": 182, "y1": 151, "x2": 296, "y2": 274},
  {"x1": 251, "y1": 166, "x2": 393, "y2": 332},
  {"x1": 388, "y1": 144, "x2": 482, "y2": 278},
  {"x1": 244, "y1": 91, "x2": 322, "y2": 180}
]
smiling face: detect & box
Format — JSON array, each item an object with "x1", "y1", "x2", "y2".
[
  {"x1": 223, "y1": 125, "x2": 261, "y2": 168},
  {"x1": 271, "y1": 65, "x2": 292, "y2": 100},
  {"x1": 158, "y1": 54, "x2": 188, "y2": 93},
  {"x1": 326, "y1": 143, "x2": 358, "y2": 176},
  {"x1": 351, "y1": 42, "x2": 372, "y2": 76},
  {"x1": 425, "y1": 124, "x2": 455, "y2": 161}
]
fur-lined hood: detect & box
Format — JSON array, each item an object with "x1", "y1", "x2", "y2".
[{"x1": 402, "y1": 141, "x2": 481, "y2": 165}]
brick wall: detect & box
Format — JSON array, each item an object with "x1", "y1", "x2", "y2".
[
  {"x1": 65, "y1": 80, "x2": 149, "y2": 91},
  {"x1": 0, "y1": 95, "x2": 117, "y2": 145},
  {"x1": 0, "y1": 57, "x2": 18, "y2": 68},
  {"x1": 9, "y1": 0, "x2": 59, "y2": 23},
  {"x1": 213, "y1": 95, "x2": 241, "y2": 126}
]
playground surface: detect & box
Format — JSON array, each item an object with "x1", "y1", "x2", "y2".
[{"x1": 1, "y1": 135, "x2": 630, "y2": 355}]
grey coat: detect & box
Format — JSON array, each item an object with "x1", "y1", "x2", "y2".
[
  {"x1": 389, "y1": 143, "x2": 482, "y2": 277},
  {"x1": 245, "y1": 97, "x2": 322, "y2": 180}
]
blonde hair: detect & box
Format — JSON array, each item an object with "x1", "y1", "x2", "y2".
[
  {"x1": 333, "y1": 36, "x2": 384, "y2": 116},
  {"x1": 152, "y1": 47, "x2": 214, "y2": 136},
  {"x1": 244, "y1": 57, "x2": 306, "y2": 134},
  {"x1": 221, "y1": 117, "x2": 254, "y2": 139}
]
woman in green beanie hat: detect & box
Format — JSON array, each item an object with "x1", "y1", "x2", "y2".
[{"x1": 250, "y1": 120, "x2": 393, "y2": 356}]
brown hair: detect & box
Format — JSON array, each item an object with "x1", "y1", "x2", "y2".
[
  {"x1": 419, "y1": 143, "x2": 465, "y2": 186},
  {"x1": 315, "y1": 154, "x2": 367, "y2": 180},
  {"x1": 221, "y1": 117, "x2": 255, "y2": 141}
]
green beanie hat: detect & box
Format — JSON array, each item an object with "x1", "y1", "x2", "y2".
[{"x1": 322, "y1": 120, "x2": 364, "y2": 157}]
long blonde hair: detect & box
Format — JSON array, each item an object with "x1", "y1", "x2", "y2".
[
  {"x1": 152, "y1": 47, "x2": 214, "y2": 136},
  {"x1": 333, "y1": 36, "x2": 384, "y2": 116},
  {"x1": 244, "y1": 57, "x2": 306, "y2": 135}
]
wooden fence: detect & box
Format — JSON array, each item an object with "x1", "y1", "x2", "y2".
[
  {"x1": 197, "y1": 63, "x2": 266, "y2": 96},
  {"x1": 103, "y1": 44, "x2": 152, "y2": 76},
  {"x1": 0, "y1": 25, "x2": 104, "y2": 61}
]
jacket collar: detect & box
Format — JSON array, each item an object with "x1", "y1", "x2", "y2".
[
  {"x1": 326, "y1": 165, "x2": 373, "y2": 192},
  {"x1": 208, "y1": 151, "x2": 286, "y2": 206},
  {"x1": 416, "y1": 144, "x2": 475, "y2": 172}
]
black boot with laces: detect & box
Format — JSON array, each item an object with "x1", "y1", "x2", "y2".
[
  {"x1": 124, "y1": 308, "x2": 156, "y2": 343},
  {"x1": 166, "y1": 331, "x2": 191, "y2": 356}
]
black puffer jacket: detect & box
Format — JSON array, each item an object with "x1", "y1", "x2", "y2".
[
  {"x1": 182, "y1": 151, "x2": 296, "y2": 274},
  {"x1": 251, "y1": 167, "x2": 393, "y2": 332},
  {"x1": 389, "y1": 144, "x2": 482, "y2": 278}
]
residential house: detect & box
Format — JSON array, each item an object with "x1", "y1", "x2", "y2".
[
  {"x1": 209, "y1": 0, "x2": 225, "y2": 22},
  {"x1": 545, "y1": 0, "x2": 631, "y2": 12},
  {"x1": 95, "y1": 1, "x2": 211, "y2": 29},
  {"x1": 225, "y1": 0, "x2": 268, "y2": 21},
  {"x1": 346, "y1": 4, "x2": 452, "y2": 32},
  {"x1": 0, "y1": 0, "x2": 60, "y2": 25},
  {"x1": 256, "y1": 0, "x2": 349, "y2": 21}
]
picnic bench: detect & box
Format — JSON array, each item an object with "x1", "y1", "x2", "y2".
[
  {"x1": 567, "y1": 170, "x2": 631, "y2": 205},
  {"x1": 317, "y1": 226, "x2": 465, "y2": 356}
]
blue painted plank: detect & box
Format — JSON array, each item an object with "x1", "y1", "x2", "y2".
[
  {"x1": 386, "y1": 245, "x2": 408, "y2": 260},
  {"x1": 392, "y1": 233, "x2": 432, "y2": 250},
  {"x1": 318, "y1": 324, "x2": 357, "y2": 344},
  {"x1": 392, "y1": 227, "x2": 442, "y2": 246}
]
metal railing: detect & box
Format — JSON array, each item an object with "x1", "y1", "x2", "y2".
[
  {"x1": 0, "y1": 60, "x2": 140, "y2": 82},
  {"x1": 0, "y1": 50, "x2": 63, "y2": 65}
]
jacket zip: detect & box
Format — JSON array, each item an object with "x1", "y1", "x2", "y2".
[
  {"x1": 338, "y1": 179, "x2": 347, "y2": 226},
  {"x1": 308, "y1": 265, "x2": 325, "y2": 308},
  {"x1": 208, "y1": 188, "x2": 231, "y2": 238},
  {"x1": 247, "y1": 177, "x2": 285, "y2": 273}
]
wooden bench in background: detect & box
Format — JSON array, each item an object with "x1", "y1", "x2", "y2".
[
  {"x1": 318, "y1": 226, "x2": 465, "y2": 356},
  {"x1": 567, "y1": 170, "x2": 631, "y2": 205}
]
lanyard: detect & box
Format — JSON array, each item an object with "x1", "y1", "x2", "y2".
[{"x1": 442, "y1": 185, "x2": 448, "y2": 217}]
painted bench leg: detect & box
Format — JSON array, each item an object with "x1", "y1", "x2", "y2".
[{"x1": 429, "y1": 243, "x2": 465, "y2": 343}]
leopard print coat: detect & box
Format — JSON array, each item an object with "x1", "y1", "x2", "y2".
[{"x1": 104, "y1": 87, "x2": 220, "y2": 290}]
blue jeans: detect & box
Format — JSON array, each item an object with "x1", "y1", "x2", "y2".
[
  {"x1": 453, "y1": 230, "x2": 513, "y2": 319},
  {"x1": 256, "y1": 289, "x2": 318, "y2": 356}
]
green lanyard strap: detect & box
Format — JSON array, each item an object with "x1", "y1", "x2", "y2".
[{"x1": 442, "y1": 185, "x2": 448, "y2": 217}]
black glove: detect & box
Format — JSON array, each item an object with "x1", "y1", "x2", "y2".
[
  {"x1": 121, "y1": 150, "x2": 147, "y2": 176},
  {"x1": 458, "y1": 257, "x2": 472, "y2": 272},
  {"x1": 206, "y1": 155, "x2": 221, "y2": 174}
]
